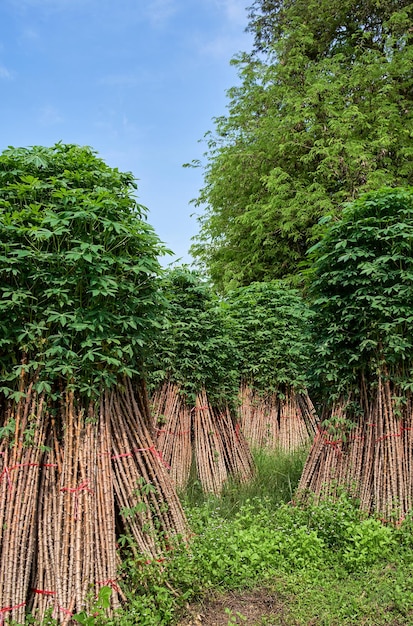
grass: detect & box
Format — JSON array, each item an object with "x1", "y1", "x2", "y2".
[{"x1": 181, "y1": 445, "x2": 309, "y2": 515}]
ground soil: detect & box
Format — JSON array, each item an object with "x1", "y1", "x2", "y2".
[{"x1": 177, "y1": 588, "x2": 290, "y2": 625}]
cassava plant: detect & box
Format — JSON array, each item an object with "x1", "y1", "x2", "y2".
[
  {"x1": 148, "y1": 268, "x2": 254, "y2": 494},
  {"x1": 225, "y1": 281, "x2": 317, "y2": 450},
  {"x1": 0, "y1": 144, "x2": 187, "y2": 624},
  {"x1": 0, "y1": 143, "x2": 165, "y2": 401},
  {"x1": 299, "y1": 187, "x2": 413, "y2": 520}
]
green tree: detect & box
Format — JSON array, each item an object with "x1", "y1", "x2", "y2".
[
  {"x1": 0, "y1": 143, "x2": 167, "y2": 400},
  {"x1": 190, "y1": 0, "x2": 413, "y2": 291}
]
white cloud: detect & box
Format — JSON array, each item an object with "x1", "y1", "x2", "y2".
[
  {"x1": 0, "y1": 64, "x2": 12, "y2": 79},
  {"x1": 38, "y1": 105, "x2": 63, "y2": 126},
  {"x1": 143, "y1": 0, "x2": 177, "y2": 27},
  {"x1": 205, "y1": 0, "x2": 247, "y2": 27},
  {"x1": 195, "y1": 0, "x2": 250, "y2": 60},
  {"x1": 219, "y1": 0, "x2": 248, "y2": 26}
]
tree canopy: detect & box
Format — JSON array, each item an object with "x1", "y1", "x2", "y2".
[
  {"x1": 190, "y1": 0, "x2": 413, "y2": 291},
  {"x1": 0, "y1": 143, "x2": 166, "y2": 400}
]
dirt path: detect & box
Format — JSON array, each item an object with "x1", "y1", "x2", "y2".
[{"x1": 178, "y1": 588, "x2": 290, "y2": 625}]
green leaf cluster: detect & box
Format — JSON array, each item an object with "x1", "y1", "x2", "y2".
[
  {"x1": 308, "y1": 187, "x2": 413, "y2": 397},
  {"x1": 191, "y1": 0, "x2": 413, "y2": 290},
  {"x1": 0, "y1": 143, "x2": 167, "y2": 399},
  {"x1": 146, "y1": 267, "x2": 238, "y2": 406},
  {"x1": 225, "y1": 281, "x2": 313, "y2": 393}
]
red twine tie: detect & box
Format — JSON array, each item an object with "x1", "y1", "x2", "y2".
[
  {"x1": 31, "y1": 589, "x2": 56, "y2": 596},
  {"x1": 96, "y1": 579, "x2": 121, "y2": 593},
  {"x1": 0, "y1": 462, "x2": 57, "y2": 491},
  {"x1": 111, "y1": 445, "x2": 170, "y2": 469},
  {"x1": 190, "y1": 405, "x2": 209, "y2": 414},
  {"x1": 0, "y1": 602, "x2": 26, "y2": 624},
  {"x1": 60, "y1": 481, "x2": 93, "y2": 520}
]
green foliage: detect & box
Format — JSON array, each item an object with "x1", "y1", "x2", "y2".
[
  {"x1": 224, "y1": 607, "x2": 247, "y2": 625},
  {"x1": 146, "y1": 267, "x2": 238, "y2": 406},
  {"x1": 183, "y1": 445, "x2": 308, "y2": 513},
  {"x1": 225, "y1": 281, "x2": 313, "y2": 392},
  {"x1": 0, "y1": 143, "x2": 167, "y2": 399},
  {"x1": 341, "y1": 518, "x2": 395, "y2": 571},
  {"x1": 107, "y1": 488, "x2": 412, "y2": 625},
  {"x1": 308, "y1": 186, "x2": 413, "y2": 396},
  {"x1": 191, "y1": 1, "x2": 413, "y2": 290},
  {"x1": 73, "y1": 586, "x2": 113, "y2": 625}
]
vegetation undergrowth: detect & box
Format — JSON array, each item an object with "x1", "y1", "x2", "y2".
[
  {"x1": 55, "y1": 449, "x2": 413, "y2": 626},
  {"x1": 182, "y1": 446, "x2": 309, "y2": 515}
]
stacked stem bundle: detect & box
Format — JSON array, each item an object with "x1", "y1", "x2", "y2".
[
  {"x1": 298, "y1": 377, "x2": 413, "y2": 522},
  {"x1": 152, "y1": 383, "x2": 255, "y2": 495},
  {"x1": 0, "y1": 385, "x2": 47, "y2": 626},
  {"x1": 151, "y1": 382, "x2": 192, "y2": 491},
  {"x1": 238, "y1": 384, "x2": 317, "y2": 451},
  {"x1": 0, "y1": 377, "x2": 188, "y2": 624}
]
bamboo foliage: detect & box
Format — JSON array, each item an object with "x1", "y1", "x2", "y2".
[{"x1": 152, "y1": 382, "x2": 255, "y2": 495}]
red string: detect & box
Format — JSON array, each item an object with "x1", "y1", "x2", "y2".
[
  {"x1": 323, "y1": 439, "x2": 343, "y2": 456},
  {"x1": 375, "y1": 432, "x2": 401, "y2": 443},
  {"x1": 112, "y1": 445, "x2": 170, "y2": 469},
  {"x1": 1, "y1": 466, "x2": 12, "y2": 491},
  {"x1": 60, "y1": 480, "x2": 92, "y2": 495},
  {"x1": 96, "y1": 579, "x2": 120, "y2": 593},
  {"x1": 316, "y1": 428, "x2": 343, "y2": 455},
  {"x1": 0, "y1": 462, "x2": 58, "y2": 490},
  {"x1": 60, "y1": 481, "x2": 93, "y2": 520},
  {"x1": 0, "y1": 601, "x2": 26, "y2": 624},
  {"x1": 58, "y1": 606, "x2": 72, "y2": 616},
  {"x1": 31, "y1": 589, "x2": 56, "y2": 596},
  {"x1": 190, "y1": 405, "x2": 209, "y2": 414},
  {"x1": 151, "y1": 447, "x2": 171, "y2": 469}
]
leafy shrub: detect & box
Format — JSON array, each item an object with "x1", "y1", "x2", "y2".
[
  {"x1": 73, "y1": 492, "x2": 413, "y2": 625},
  {"x1": 225, "y1": 280, "x2": 313, "y2": 393},
  {"x1": 308, "y1": 186, "x2": 413, "y2": 397},
  {"x1": 147, "y1": 267, "x2": 238, "y2": 406},
  {"x1": 341, "y1": 518, "x2": 395, "y2": 571},
  {"x1": 0, "y1": 143, "x2": 166, "y2": 400}
]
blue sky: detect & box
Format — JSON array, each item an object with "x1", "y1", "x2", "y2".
[{"x1": 0, "y1": 0, "x2": 252, "y2": 264}]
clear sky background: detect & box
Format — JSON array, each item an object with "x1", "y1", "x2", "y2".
[{"x1": 0, "y1": 0, "x2": 252, "y2": 264}]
